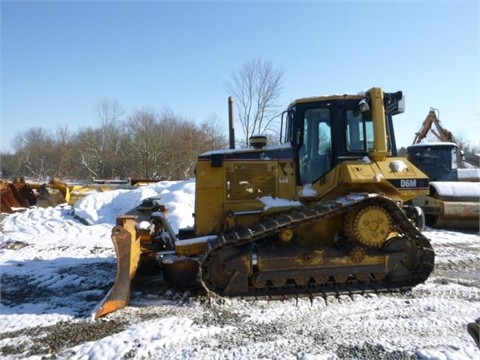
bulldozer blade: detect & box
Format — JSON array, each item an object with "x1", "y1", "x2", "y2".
[{"x1": 94, "y1": 225, "x2": 141, "y2": 319}]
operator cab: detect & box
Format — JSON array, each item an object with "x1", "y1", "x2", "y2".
[
  {"x1": 282, "y1": 91, "x2": 404, "y2": 185},
  {"x1": 406, "y1": 142, "x2": 460, "y2": 181}
]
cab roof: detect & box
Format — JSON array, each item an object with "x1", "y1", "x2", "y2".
[{"x1": 287, "y1": 93, "x2": 364, "y2": 108}]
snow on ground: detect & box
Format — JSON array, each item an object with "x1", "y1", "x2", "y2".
[{"x1": 1, "y1": 180, "x2": 479, "y2": 359}]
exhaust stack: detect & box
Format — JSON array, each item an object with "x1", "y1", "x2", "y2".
[{"x1": 228, "y1": 96, "x2": 235, "y2": 149}]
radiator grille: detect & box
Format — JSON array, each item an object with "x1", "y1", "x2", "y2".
[{"x1": 226, "y1": 163, "x2": 276, "y2": 201}]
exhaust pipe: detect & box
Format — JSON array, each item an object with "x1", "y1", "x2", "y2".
[{"x1": 228, "y1": 96, "x2": 235, "y2": 149}]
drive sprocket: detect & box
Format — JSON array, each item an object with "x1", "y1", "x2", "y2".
[{"x1": 345, "y1": 205, "x2": 393, "y2": 248}]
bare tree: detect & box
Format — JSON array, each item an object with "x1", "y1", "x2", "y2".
[
  {"x1": 75, "y1": 127, "x2": 104, "y2": 178},
  {"x1": 127, "y1": 108, "x2": 229, "y2": 180},
  {"x1": 226, "y1": 58, "x2": 285, "y2": 147},
  {"x1": 52, "y1": 125, "x2": 76, "y2": 178},
  {"x1": 127, "y1": 108, "x2": 165, "y2": 179},
  {"x1": 96, "y1": 99, "x2": 124, "y2": 127},
  {"x1": 94, "y1": 99, "x2": 126, "y2": 178},
  {"x1": 0, "y1": 152, "x2": 17, "y2": 178},
  {"x1": 12, "y1": 127, "x2": 58, "y2": 181},
  {"x1": 200, "y1": 114, "x2": 228, "y2": 151},
  {"x1": 153, "y1": 110, "x2": 198, "y2": 180}
]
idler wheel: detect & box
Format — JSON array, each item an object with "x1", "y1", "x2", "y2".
[
  {"x1": 382, "y1": 236, "x2": 418, "y2": 270},
  {"x1": 204, "y1": 253, "x2": 232, "y2": 293},
  {"x1": 202, "y1": 246, "x2": 251, "y2": 295},
  {"x1": 382, "y1": 236, "x2": 420, "y2": 282}
]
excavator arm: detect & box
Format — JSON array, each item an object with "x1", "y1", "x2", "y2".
[{"x1": 413, "y1": 108, "x2": 456, "y2": 144}]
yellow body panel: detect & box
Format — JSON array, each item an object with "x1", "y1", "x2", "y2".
[
  {"x1": 195, "y1": 161, "x2": 228, "y2": 235},
  {"x1": 195, "y1": 159, "x2": 296, "y2": 236},
  {"x1": 305, "y1": 159, "x2": 429, "y2": 203}
]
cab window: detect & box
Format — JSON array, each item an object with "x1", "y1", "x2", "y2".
[
  {"x1": 298, "y1": 108, "x2": 332, "y2": 184},
  {"x1": 346, "y1": 110, "x2": 374, "y2": 152}
]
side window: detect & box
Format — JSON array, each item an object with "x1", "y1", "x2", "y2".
[
  {"x1": 365, "y1": 121, "x2": 374, "y2": 151},
  {"x1": 346, "y1": 111, "x2": 374, "y2": 152},
  {"x1": 281, "y1": 109, "x2": 295, "y2": 144},
  {"x1": 451, "y1": 147, "x2": 458, "y2": 170},
  {"x1": 298, "y1": 109, "x2": 332, "y2": 184}
]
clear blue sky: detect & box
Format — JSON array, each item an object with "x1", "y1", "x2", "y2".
[{"x1": 1, "y1": 1, "x2": 479, "y2": 153}]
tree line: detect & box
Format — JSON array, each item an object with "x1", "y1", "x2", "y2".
[
  {"x1": 3, "y1": 104, "x2": 477, "y2": 183},
  {"x1": 1, "y1": 102, "x2": 228, "y2": 182}
]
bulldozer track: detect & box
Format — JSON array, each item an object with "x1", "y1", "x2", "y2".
[{"x1": 199, "y1": 193, "x2": 435, "y2": 300}]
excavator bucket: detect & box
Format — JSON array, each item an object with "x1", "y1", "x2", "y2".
[
  {"x1": 1, "y1": 181, "x2": 23, "y2": 213},
  {"x1": 94, "y1": 217, "x2": 141, "y2": 319},
  {"x1": 1, "y1": 180, "x2": 36, "y2": 213}
]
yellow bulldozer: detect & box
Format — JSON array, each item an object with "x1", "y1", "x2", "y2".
[{"x1": 95, "y1": 87, "x2": 435, "y2": 319}]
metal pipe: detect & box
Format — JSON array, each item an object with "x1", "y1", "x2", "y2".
[
  {"x1": 228, "y1": 96, "x2": 235, "y2": 149},
  {"x1": 232, "y1": 210, "x2": 263, "y2": 216}
]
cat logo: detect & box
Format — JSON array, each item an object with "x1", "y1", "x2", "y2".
[{"x1": 401, "y1": 179, "x2": 417, "y2": 188}]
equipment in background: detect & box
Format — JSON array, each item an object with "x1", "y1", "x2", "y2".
[
  {"x1": 407, "y1": 108, "x2": 479, "y2": 229},
  {"x1": 0, "y1": 177, "x2": 160, "y2": 213}
]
